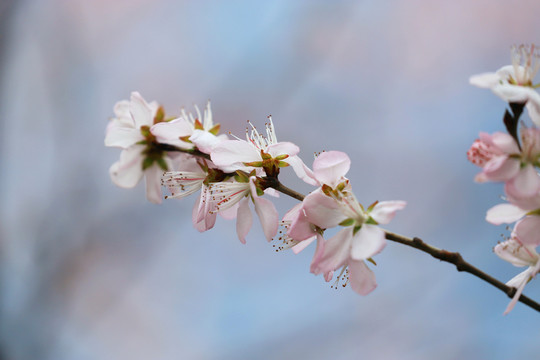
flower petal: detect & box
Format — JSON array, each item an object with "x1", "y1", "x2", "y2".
[
  {"x1": 303, "y1": 188, "x2": 348, "y2": 229},
  {"x1": 130, "y1": 92, "x2": 155, "y2": 128},
  {"x1": 469, "y1": 72, "x2": 501, "y2": 88},
  {"x1": 527, "y1": 91, "x2": 540, "y2": 126},
  {"x1": 310, "y1": 227, "x2": 352, "y2": 275},
  {"x1": 109, "y1": 146, "x2": 144, "y2": 188},
  {"x1": 151, "y1": 118, "x2": 194, "y2": 149},
  {"x1": 350, "y1": 224, "x2": 386, "y2": 260},
  {"x1": 312, "y1": 151, "x2": 351, "y2": 188},
  {"x1": 145, "y1": 164, "x2": 164, "y2": 204},
  {"x1": 267, "y1": 142, "x2": 300, "y2": 158},
  {"x1": 506, "y1": 164, "x2": 540, "y2": 197},
  {"x1": 482, "y1": 156, "x2": 519, "y2": 182},
  {"x1": 369, "y1": 201, "x2": 406, "y2": 225},
  {"x1": 236, "y1": 197, "x2": 252, "y2": 244},
  {"x1": 105, "y1": 126, "x2": 142, "y2": 148},
  {"x1": 190, "y1": 129, "x2": 224, "y2": 154},
  {"x1": 485, "y1": 203, "x2": 527, "y2": 225},
  {"x1": 250, "y1": 178, "x2": 279, "y2": 241},
  {"x1": 348, "y1": 259, "x2": 377, "y2": 295},
  {"x1": 285, "y1": 155, "x2": 318, "y2": 186},
  {"x1": 211, "y1": 140, "x2": 260, "y2": 172},
  {"x1": 514, "y1": 216, "x2": 540, "y2": 247}
]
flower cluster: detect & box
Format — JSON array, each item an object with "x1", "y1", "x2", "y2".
[
  {"x1": 469, "y1": 44, "x2": 540, "y2": 314},
  {"x1": 105, "y1": 92, "x2": 405, "y2": 295}
]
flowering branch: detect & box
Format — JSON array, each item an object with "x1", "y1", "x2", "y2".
[{"x1": 105, "y1": 45, "x2": 540, "y2": 315}]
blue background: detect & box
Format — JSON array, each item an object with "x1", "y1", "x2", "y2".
[{"x1": 1, "y1": 1, "x2": 539, "y2": 359}]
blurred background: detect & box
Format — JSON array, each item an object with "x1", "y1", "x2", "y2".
[{"x1": 1, "y1": 0, "x2": 540, "y2": 359}]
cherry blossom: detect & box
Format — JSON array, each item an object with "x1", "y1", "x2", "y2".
[
  {"x1": 467, "y1": 129, "x2": 540, "y2": 197},
  {"x1": 205, "y1": 175, "x2": 279, "y2": 244},
  {"x1": 470, "y1": 44, "x2": 540, "y2": 126},
  {"x1": 211, "y1": 118, "x2": 317, "y2": 184},
  {"x1": 150, "y1": 101, "x2": 227, "y2": 154},
  {"x1": 494, "y1": 219, "x2": 540, "y2": 314},
  {"x1": 294, "y1": 151, "x2": 406, "y2": 294},
  {"x1": 105, "y1": 92, "x2": 170, "y2": 204}
]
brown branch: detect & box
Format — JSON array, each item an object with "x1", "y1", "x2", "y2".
[
  {"x1": 159, "y1": 144, "x2": 540, "y2": 313},
  {"x1": 264, "y1": 179, "x2": 540, "y2": 314}
]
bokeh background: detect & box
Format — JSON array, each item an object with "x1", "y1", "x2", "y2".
[{"x1": 1, "y1": 0, "x2": 540, "y2": 359}]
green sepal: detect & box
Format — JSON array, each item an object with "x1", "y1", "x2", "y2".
[
  {"x1": 140, "y1": 125, "x2": 151, "y2": 138},
  {"x1": 194, "y1": 118, "x2": 204, "y2": 130},
  {"x1": 526, "y1": 208, "x2": 540, "y2": 216},
  {"x1": 153, "y1": 106, "x2": 165, "y2": 124},
  {"x1": 339, "y1": 218, "x2": 355, "y2": 227},
  {"x1": 136, "y1": 140, "x2": 148, "y2": 145},
  {"x1": 244, "y1": 161, "x2": 264, "y2": 167},
  {"x1": 278, "y1": 161, "x2": 290, "y2": 168},
  {"x1": 352, "y1": 225, "x2": 362, "y2": 235},
  {"x1": 321, "y1": 184, "x2": 333, "y2": 196},
  {"x1": 367, "y1": 200, "x2": 379, "y2": 212},
  {"x1": 142, "y1": 157, "x2": 154, "y2": 170},
  {"x1": 367, "y1": 257, "x2": 377, "y2": 266},
  {"x1": 156, "y1": 157, "x2": 168, "y2": 171},
  {"x1": 275, "y1": 154, "x2": 289, "y2": 161},
  {"x1": 209, "y1": 123, "x2": 221, "y2": 135},
  {"x1": 365, "y1": 217, "x2": 378, "y2": 225},
  {"x1": 256, "y1": 187, "x2": 264, "y2": 197}
]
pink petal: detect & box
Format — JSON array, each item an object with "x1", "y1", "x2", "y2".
[
  {"x1": 490, "y1": 132, "x2": 520, "y2": 154},
  {"x1": 144, "y1": 165, "x2": 164, "y2": 204},
  {"x1": 485, "y1": 203, "x2": 527, "y2": 225},
  {"x1": 369, "y1": 201, "x2": 406, "y2": 224},
  {"x1": 250, "y1": 178, "x2": 279, "y2": 241},
  {"x1": 219, "y1": 202, "x2": 239, "y2": 220},
  {"x1": 312, "y1": 151, "x2": 351, "y2": 188},
  {"x1": 291, "y1": 235, "x2": 316, "y2": 254},
  {"x1": 483, "y1": 156, "x2": 519, "y2": 182},
  {"x1": 310, "y1": 228, "x2": 352, "y2": 275},
  {"x1": 236, "y1": 197, "x2": 252, "y2": 244},
  {"x1": 285, "y1": 156, "x2": 318, "y2": 186},
  {"x1": 507, "y1": 165, "x2": 540, "y2": 197},
  {"x1": 192, "y1": 195, "x2": 217, "y2": 232},
  {"x1": 109, "y1": 146, "x2": 144, "y2": 188},
  {"x1": 514, "y1": 216, "x2": 540, "y2": 247},
  {"x1": 211, "y1": 140, "x2": 260, "y2": 172},
  {"x1": 348, "y1": 260, "x2": 377, "y2": 295},
  {"x1": 350, "y1": 224, "x2": 386, "y2": 260},
  {"x1": 287, "y1": 207, "x2": 316, "y2": 241},
  {"x1": 267, "y1": 142, "x2": 300, "y2": 158},
  {"x1": 303, "y1": 189, "x2": 348, "y2": 229}
]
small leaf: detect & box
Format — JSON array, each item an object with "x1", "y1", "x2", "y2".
[
  {"x1": 367, "y1": 257, "x2": 377, "y2": 266},
  {"x1": 153, "y1": 106, "x2": 165, "y2": 124},
  {"x1": 194, "y1": 118, "x2": 204, "y2": 130},
  {"x1": 277, "y1": 161, "x2": 290, "y2": 168}
]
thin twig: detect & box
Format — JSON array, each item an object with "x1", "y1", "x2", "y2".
[{"x1": 160, "y1": 145, "x2": 540, "y2": 313}]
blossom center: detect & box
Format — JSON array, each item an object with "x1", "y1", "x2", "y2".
[{"x1": 509, "y1": 44, "x2": 540, "y2": 87}]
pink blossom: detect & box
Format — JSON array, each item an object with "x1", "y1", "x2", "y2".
[
  {"x1": 494, "y1": 218, "x2": 540, "y2": 314},
  {"x1": 470, "y1": 44, "x2": 540, "y2": 126},
  {"x1": 205, "y1": 176, "x2": 279, "y2": 243},
  {"x1": 294, "y1": 151, "x2": 406, "y2": 294},
  {"x1": 467, "y1": 130, "x2": 540, "y2": 197}
]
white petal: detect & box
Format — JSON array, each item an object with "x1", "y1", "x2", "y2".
[
  {"x1": 144, "y1": 165, "x2": 164, "y2": 204},
  {"x1": 267, "y1": 142, "x2": 300, "y2": 158},
  {"x1": 485, "y1": 203, "x2": 526, "y2": 225},
  {"x1": 190, "y1": 129, "x2": 223, "y2": 154},
  {"x1": 514, "y1": 216, "x2": 540, "y2": 247},
  {"x1": 526, "y1": 91, "x2": 540, "y2": 126},
  {"x1": 350, "y1": 224, "x2": 386, "y2": 260},
  {"x1": 130, "y1": 92, "x2": 155, "y2": 128},
  {"x1": 151, "y1": 118, "x2": 194, "y2": 149},
  {"x1": 250, "y1": 177, "x2": 279, "y2": 241},
  {"x1": 236, "y1": 197, "x2": 252, "y2": 244},
  {"x1": 469, "y1": 72, "x2": 501, "y2": 88},
  {"x1": 369, "y1": 201, "x2": 406, "y2": 225},
  {"x1": 211, "y1": 140, "x2": 260, "y2": 172},
  {"x1": 105, "y1": 126, "x2": 142, "y2": 148}
]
